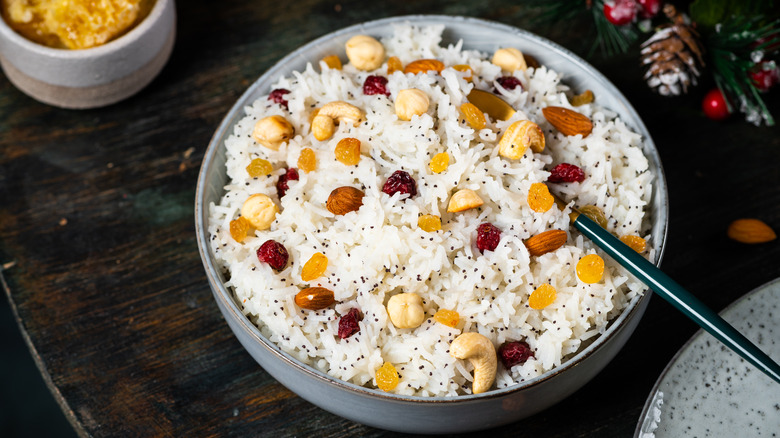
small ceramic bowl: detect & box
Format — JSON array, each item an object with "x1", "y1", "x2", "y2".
[
  {"x1": 195, "y1": 15, "x2": 669, "y2": 434},
  {"x1": 0, "y1": 0, "x2": 176, "y2": 109}
]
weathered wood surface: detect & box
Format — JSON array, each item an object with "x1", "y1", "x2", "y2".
[{"x1": 1, "y1": 1, "x2": 778, "y2": 436}]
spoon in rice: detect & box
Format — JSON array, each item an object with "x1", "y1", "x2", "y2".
[{"x1": 469, "y1": 89, "x2": 780, "y2": 384}]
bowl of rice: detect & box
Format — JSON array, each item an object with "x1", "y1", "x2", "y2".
[{"x1": 196, "y1": 15, "x2": 668, "y2": 434}]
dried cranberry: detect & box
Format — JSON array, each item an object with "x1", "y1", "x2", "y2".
[
  {"x1": 499, "y1": 341, "x2": 534, "y2": 369},
  {"x1": 548, "y1": 163, "x2": 586, "y2": 183},
  {"x1": 493, "y1": 76, "x2": 523, "y2": 93},
  {"x1": 382, "y1": 170, "x2": 417, "y2": 198},
  {"x1": 338, "y1": 308, "x2": 363, "y2": 339},
  {"x1": 268, "y1": 88, "x2": 290, "y2": 109},
  {"x1": 476, "y1": 223, "x2": 501, "y2": 253},
  {"x1": 257, "y1": 240, "x2": 289, "y2": 271},
  {"x1": 276, "y1": 167, "x2": 299, "y2": 197},
  {"x1": 363, "y1": 75, "x2": 390, "y2": 96}
]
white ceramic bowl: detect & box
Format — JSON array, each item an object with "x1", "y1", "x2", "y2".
[
  {"x1": 0, "y1": 0, "x2": 175, "y2": 109},
  {"x1": 195, "y1": 15, "x2": 669, "y2": 434}
]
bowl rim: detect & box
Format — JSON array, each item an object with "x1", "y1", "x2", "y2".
[
  {"x1": 0, "y1": 0, "x2": 169, "y2": 57},
  {"x1": 196, "y1": 14, "x2": 669, "y2": 403}
]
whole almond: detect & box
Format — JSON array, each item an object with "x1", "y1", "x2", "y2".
[
  {"x1": 326, "y1": 186, "x2": 364, "y2": 215},
  {"x1": 524, "y1": 229, "x2": 568, "y2": 256},
  {"x1": 727, "y1": 219, "x2": 776, "y2": 244},
  {"x1": 403, "y1": 59, "x2": 445, "y2": 75},
  {"x1": 542, "y1": 106, "x2": 593, "y2": 137},
  {"x1": 295, "y1": 287, "x2": 335, "y2": 310}
]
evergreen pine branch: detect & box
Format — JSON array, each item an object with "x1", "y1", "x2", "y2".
[
  {"x1": 538, "y1": 0, "x2": 591, "y2": 24},
  {"x1": 538, "y1": 0, "x2": 639, "y2": 57},
  {"x1": 706, "y1": 17, "x2": 780, "y2": 125},
  {"x1": 589, "y1": 0, "x2": 639, "y2": 57}
]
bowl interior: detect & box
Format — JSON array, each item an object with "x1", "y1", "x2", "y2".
[{"x1": 196, "y1": 14, "x2": 668, "y2": 402}]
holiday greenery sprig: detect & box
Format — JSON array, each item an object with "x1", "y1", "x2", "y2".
[
  {"x1": 540, "y1": 0, "x2": 780, "y2": 126},
  {"x1": 705, "y1": 16, "x2": 780, "y2": 125},
  {"x1": 592, "y1": 0, "x2": 642, "y2": 56}
]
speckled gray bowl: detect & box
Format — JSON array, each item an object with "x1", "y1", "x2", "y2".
[
  {"x1": 635, "y1": 278, "x2": 780, "y2": 437},
  {"x1": 0, "y1": 0, "x2": 175, "y2": 109},
  {"x1": 195, "y1": 15, "x2": 669, "y2": 434}
]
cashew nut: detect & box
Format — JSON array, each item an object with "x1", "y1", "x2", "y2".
[
  {"x1": 311, "y1": 101, "x2": 366, "y2": 141},
  {"x1": 498, "y1": 120, "x2": 545, "y2": 159},
  {"x1": 492, "y1": 48, "x2": 527, "y2": 72},
  {"x1": 450, "y1": 332, "x2": 497, "y2": 394},
  {"x1": 387, "y1": 293, "x2": 425, "y2": 329},
  {"x1": 447, "y1": 189, "x2": 484, "y2": 213},
  {"x1": 252, "y1": 115, "x2": 295, "y2": 150},
  {"x1": 395, "y1": 88, "x2": 430, "y2": 121},
  {"x1": 345, "y1": 35, "x2": 385, "y2": 71},
  {"x1": 241, "y1": 194, "x2": 278, "y2": 230}
]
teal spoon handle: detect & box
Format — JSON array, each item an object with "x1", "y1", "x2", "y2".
[{"x1": 573, "y1": 213, "x2": 780, "y2": 384}]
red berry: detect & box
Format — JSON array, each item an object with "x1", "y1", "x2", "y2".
[
  {"x1": 603, "y1": 0, "x2": 636, "y2": 26},
  {"x1": 363, "y1": 75, "x2": 390, "y2": 96},
  {"x1": 338, "y1": 308, "x2": 363, "y2": 339},
  {"x1": 750, "y1": 32, "x2": 780, "y2": 52},
  {"x1": 493, "y1": 76, "x2": 523, "y2": 93},
  {"x1": 476, "y1": 223, "x2": 501, "y2": 253},
  {"x1": 749, "y1": 61, "x2": 780, "y2": 92},
  {"x1": 269, "y1": 89, "x2": 290, "y2": 109},
  {"x1": 548, "y1": 163, "x2": 586, "y2": 183},
  {"x1": 636, "y1": 0, "x2": 661, "y2": 18},
  {"x1": 276, "y1": 167, "x2": 299, "y2": 198},
  {"x1": 257, "y1": 240, "x2": 289, "y2": 271},
  {"x1": 702, "y1": 88, "x2": 730, "y2": 121},
  {"x1": 382, "y1": 170, "x2": 417, "y2": 198},
  {"x1": 499, "y1": 341, "x2": 534, "y2": 369}
]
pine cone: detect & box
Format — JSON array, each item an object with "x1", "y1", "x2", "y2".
[{"x1": 640, "y1": 5, "x2": 705, "y2": 96}]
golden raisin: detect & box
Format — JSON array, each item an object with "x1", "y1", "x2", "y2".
[
  {"x1": 387, "y1": 56, "x2": 403, "y2": 74},
  {"x1": 528, "y1": 183, "x2": 554, "y2": 213},
  {"x1": 571, "y1": 90, "x2": 594, "y2": 106},
  {"x1": 529, "y1": 284, "x2": 556, "y2": 309},
  {"x1": 301, "y1": 252, "x2": 328, "y2": 282},
  {"x1": 376, "y1": 362, "x2": 399, "y2": 392},
  {"x1": 335, "y1": 137, "x2": 361, "y2": 166},
  {"x1": 429, "y1": 152, "x2": 450, "y2": 174},
  {"x1": 620, "y1": 235, "x2": 647, "y2": 253},
  {"x1": 460, "y1": 102, "x2": 487, "y2": 130},
  {"x1": 578, "y1": 205, "x2": 608, "y2": 228},
  {"x1": 418, "y1": 214, "x2": 442, "y2": 232},
  {"x1": 229, "y1": 216, "x2": 253, "y2": 243},
  {"x1": 433, "y1": 309, "x2": 459, "y2": 327},
  {"x1": 577, "y1": 254, "x2": 605, "y2": 284},
  {"x1": 246, "y1": 158, "x2": 273, "y2": 178},
  {"x1": 298, "y1": 148, "x2": 317, "y2": 173},
  {"x1": 322, "y1": 55, "x2": 342, "y2": 70},
  {"x1": 452, "y1": 64, "x2": 474, "y2": 81}
]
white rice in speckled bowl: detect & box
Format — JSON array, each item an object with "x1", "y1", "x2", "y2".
[{"x1": 207, "y1": 24, "x2": 654, "y2": 397}]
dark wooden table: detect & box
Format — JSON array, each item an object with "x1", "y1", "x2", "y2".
[{"x1": 1, "y1": 1, "x2": 778, "y2": 436}]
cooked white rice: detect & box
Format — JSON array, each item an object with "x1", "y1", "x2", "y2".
[{"x1": 208, "y1": 24, "x2": 654, "y2": 396}]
